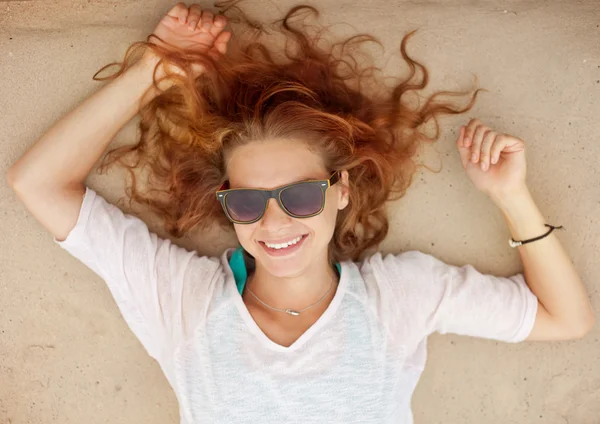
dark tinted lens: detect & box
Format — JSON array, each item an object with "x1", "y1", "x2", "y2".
[
  {"x1": 225, "y1": 190, "x2": 266, "y2": 222},
  {"x1": 280, "y1": 182, "x2": 324, "y2": 216}
]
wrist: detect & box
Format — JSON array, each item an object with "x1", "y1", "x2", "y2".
[
  {"x1": 123, "y1": 52, "x2": 175, "y2": 109},
  {"x1": 138, "y1": 51, "x2": 162, "y2": 74},
  {"x1": 493, "y1": 187, "x2": 548, "y2": 241},
  {"x1": 489, "y1": 186, "x2": 531, "y2": 211},
  {"x1": 135, "y1": 51, "x2": 177, "y2": 91}
]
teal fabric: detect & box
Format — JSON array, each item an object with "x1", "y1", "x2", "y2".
[
  {"x1": 229, "y1": 246, "x2": 342, "y2": 296},
  {"x1": 229, "y1": 247, "x2": 249, "y2": 295}
]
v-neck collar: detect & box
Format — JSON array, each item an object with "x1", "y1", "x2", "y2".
[{"x1": 224, "y1": 247, "x2": 348, "y2": 353}]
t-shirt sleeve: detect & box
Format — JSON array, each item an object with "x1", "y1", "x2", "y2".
[
  {"x1": 376, "y1": 250, "x2": 538, "y2": 344},
  {"x1": 53, "y1": 186, "x2": 222, "y2": 361}
]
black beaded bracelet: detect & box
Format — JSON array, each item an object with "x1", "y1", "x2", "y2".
[{"x1": 508, "y1": 224, "x2": 564, "y2": 248}]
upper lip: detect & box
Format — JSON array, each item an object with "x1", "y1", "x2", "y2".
[{"x1": 259, "y1": 234, "x2": 307, "y2": 244}]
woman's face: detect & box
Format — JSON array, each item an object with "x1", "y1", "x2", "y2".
[{"x1": 225, "y1": 138, "x2": 349, "y2": 278}]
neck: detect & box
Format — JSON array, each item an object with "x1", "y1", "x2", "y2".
[{"x1": 246, "y1": 255, "x2": 339, "y2": 313}]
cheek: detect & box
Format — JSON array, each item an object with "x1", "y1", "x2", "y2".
[
  {"x1": 233, "y1": 224, "x2": 256, "y2": 247},
  {"x1": 324, "y1": 189, "x2": 341, "y2": 219},
  {"x1": 313, "y1": 196, "x2": 340, "y2": 239}
]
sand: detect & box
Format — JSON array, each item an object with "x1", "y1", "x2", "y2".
[{"x1": 1, "y1": 0, "x2": 599, "y2": 423}]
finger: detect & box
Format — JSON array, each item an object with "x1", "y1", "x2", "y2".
[
  {"x1": 167, "y1": 2, "x2": 189, "y2": 24},
  {"x1": 479, "y1": 130, "x2": 497, "y2": 171},
  {"x1": 456, "y1": 125, "x2": 465, "y2": 148},
  {"x1": 188, "y1": 4, "x2": 203, "y2": 30},
  {"x1": 456, "y1": 126, "x2": 471, "y2": 168},
  {"x1": 470, "y1": 124, "x2": 489, "y2": 163},
  {"x1": 490, "y1": 134, "x2": 513, "y2": 164},
  {"x1": 200, "y1": 10, "x2": 214, "y2": 32},
  {"x1": 209, "y1": 14, "x2": 228, "y2": 37},
  {"x1": 214, "y1": 14, "x2": 227, "y2": 28},
  {"x1": 463, "y1": 118, "x2": 480, "y2": 147},
  {"x1": 213, "y1": 31, "x2": 231, "y2": 55}
]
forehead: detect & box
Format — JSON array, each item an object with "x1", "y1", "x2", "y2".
[{"x1": 226, "y1": 139, "x2": 328, "y2": 189}]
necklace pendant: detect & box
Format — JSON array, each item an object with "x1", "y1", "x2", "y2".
[{"x1": 285, "y1": 309, "x2": 300, "y2": 316}]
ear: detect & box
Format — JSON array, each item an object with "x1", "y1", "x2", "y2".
[{"x1": 337, "y1": 170, "x2": 350, "y2": 210}]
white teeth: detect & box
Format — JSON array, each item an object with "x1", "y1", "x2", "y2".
[{"x1": 264, "y1": 235, "x2": 303, "y2": 249}]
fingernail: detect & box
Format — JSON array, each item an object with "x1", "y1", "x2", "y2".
[
  {"x1": 471, "y1": 153, "x2": 477, "y2": 162},
  {"x1": 492, "y1": 156, "x2": 497, "y2": 164},
  {"x1": 481, "y1": 162, "x2": 487, "y2": 170},
  {"x1": 189, "y1": 21, "x2": 197, "y2": 29}
]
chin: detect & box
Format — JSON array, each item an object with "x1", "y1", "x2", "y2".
[{"x1": 259, "y1": 251, "x2": 309, "y2": 278}]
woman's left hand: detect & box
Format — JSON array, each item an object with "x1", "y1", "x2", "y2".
[{"x1": 456, "y1": 118, "x2": 528, "y2": 201}]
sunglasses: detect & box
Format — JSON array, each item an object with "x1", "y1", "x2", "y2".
[{"x1": 216, "y1": 171, "x2": 341, "y2": 224}]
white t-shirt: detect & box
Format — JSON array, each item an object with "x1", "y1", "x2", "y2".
[{"x1": 53, "y1": 186, "x2": 538, "y2": 424}]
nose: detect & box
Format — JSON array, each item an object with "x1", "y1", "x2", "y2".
[{"x1": 260, "y1": 198, "x2": 293, "y2": 228}]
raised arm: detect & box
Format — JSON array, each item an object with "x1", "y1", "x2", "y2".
[
  {"x1": 458, "y1": 119, "x2": 594, "y2": 340},
  {"x1": 7, "y1": 3, "x2": 230, "y2": 242}
]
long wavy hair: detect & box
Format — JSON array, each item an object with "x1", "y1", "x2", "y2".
[{"x1": 92, "y1": 2, "x2": 482, "y2": 263}]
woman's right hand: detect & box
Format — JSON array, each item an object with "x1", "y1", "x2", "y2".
[{"x1": 142, "y1": 2, "x2": 231, "y2": 79}]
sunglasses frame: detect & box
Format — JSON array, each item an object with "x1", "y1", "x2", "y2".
[{"x1": 216, "y1": 171, "x2": 341, "y2": 224}]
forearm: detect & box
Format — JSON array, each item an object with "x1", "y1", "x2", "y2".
[
  {"x1": 8, "y1": 54, "x2": 162, "y2": 189},
  {"x1": 492, "y1": 187, "x2": 594, "y2": 333}
]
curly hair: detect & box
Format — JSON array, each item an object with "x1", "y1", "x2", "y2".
[{"x1": 92, "y1": 2, "x2": 482, "y2": 263}]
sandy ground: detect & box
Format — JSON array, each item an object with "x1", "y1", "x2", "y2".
[{"x1": 1, "y1": 0, "x2": 599, "y2": 423}]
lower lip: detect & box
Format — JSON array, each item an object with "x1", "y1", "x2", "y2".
[{"x1": 259, "y1": 234, "x2": 308, "y2": 257}]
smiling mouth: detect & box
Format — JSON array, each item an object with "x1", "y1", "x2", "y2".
[
  {"x1": 258, "y1": 234, "x2": 309, "y2": 255},
  {"x1": 260, "y1": 234, "x2": 306, "y2": 249}
]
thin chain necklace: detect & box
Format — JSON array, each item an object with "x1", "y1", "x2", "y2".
[{"x1": 246, "y1": 273, "x2": 337, "y2": 316}]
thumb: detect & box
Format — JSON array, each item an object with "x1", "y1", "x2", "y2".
[
  {"x1": 456, "y1": 126, "x2": 471, "y2": 168},
  {"x1": 213, "y1": 31, "x2": 231, "y2": 55}
]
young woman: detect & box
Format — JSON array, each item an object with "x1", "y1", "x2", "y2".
[{"x1": 7, "y1": 2, "x2": 594, "y2": 423}]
